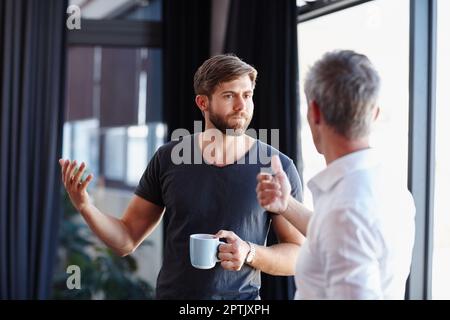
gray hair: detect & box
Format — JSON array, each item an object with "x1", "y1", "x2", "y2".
[{"x1": 304, "y1": 50, "x2": 380, "y2": 139}]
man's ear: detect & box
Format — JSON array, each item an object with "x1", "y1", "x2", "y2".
[
  {"x1": 195, "y1": 95, "x2": 208, "y2": 113},
  {"x1": 310, "y1": 100, "x2": 322, "y2": 125},
  {"x1": 373, "y1": 106, "x2": 380, "y2": 121}
]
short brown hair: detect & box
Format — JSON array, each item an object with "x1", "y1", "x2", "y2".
[
  {"x1": 194, "y1": 54, "x2": 257, "y2": 97},
  {"x1": 304, "y1": 50, "x2": 380, "y2": 139}
]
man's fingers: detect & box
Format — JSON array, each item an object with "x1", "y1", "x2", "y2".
[
  {"x1": 220, "y1": 260, "x2": 235, "y2": 270},
  {"x1": 217, "y1": 252, "x2": 234, "y2": 261},
  {"x1": 258, "y1": 194, "x2": 279, "y2": 207},
  {"x1": 219, "y1": 243, "x2": 235, "y2": 253},
  {"x1": 261, "y1": 196, "x2": 276, "y2": 205},
  {"x1": 64, "y1": 159, "x2": 72, "y2": 177},
  {"x1": 258, "y1": 180, "x2": 279, "y2": 188},
  {"x1": 220, "y1": 260, "x2": 241, "y2": 271},
  {"x1": 80, "y1": 173, "x2": 93, "y2": 191},
  {"x1": 73, "y1": 162, "x2": 86, "y2": 186},
  {"x1": 59, "y1": 159, "x2": 65, "y2": 183},
  {"x1": 261, "y1": 197, "x2": 277, "y2": 208},
  {"x1": 258, "y1": 189, "x2": 281, "y2": 200},
  {"x1": 215, "y1": 230, "x2": 237, "y2": 243},
  {"x1": 62, "y1": 160, "x2": 70, "y2": 183},
  {"x1": 65, "y1": 160, "x2": 78, "y2": 186},
  {"x1": 60, "y1": 160, "x2": 92, "y2": 194},
  {"x1": 257, "y1": 173, "x2": 272, "y2": 183},
  {"x1": 63, "y1": 160, "x2": 72, "y2": 185},
  {"x1": 271, "y1": 155, "x2": 283, "y2": 175},
  {"x1": 256, "y1": 181, "x2": 280, "y2": 193}
]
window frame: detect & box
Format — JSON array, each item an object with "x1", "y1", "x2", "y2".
[
  {"x1": 407, "y1": 0, "x2": 436, "y2": 300},
  {"x1": 67, "y1": 19, "x2": 162, "y2": 48},
  {"x1": 297, "y1": 0, "x2": 373, "y2": 23}
]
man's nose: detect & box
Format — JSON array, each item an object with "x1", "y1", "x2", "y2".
[{"x1": 233, "y1": 96, "x2": 245, "y2": 111}]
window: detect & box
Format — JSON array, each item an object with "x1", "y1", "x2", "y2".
[
  {"x1": 63, "y1": 119, "x2": 100, "y2": 178},
  {"x1": 432, "y1": 0, "x2": 450, "y2": 300},
  {"x1": 64, "y1": 46, "x2": 165, "y2": 190},
  {"x1": 297, "y1": 0, "x2": 410, "y2": 211},
  {"x1": 103, "y1": 127, "x2": 126, "y2": 180}
]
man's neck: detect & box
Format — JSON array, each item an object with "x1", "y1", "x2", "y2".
[
  {"x1": 199, "y1": 128, "x2": 254, "y2": 166},
  {"x1": 322, "y1": 130, "x2": 370, "y2": 165}
]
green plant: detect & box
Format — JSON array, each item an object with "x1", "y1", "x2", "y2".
[{"x1": 52, "y1": 190, "x2": 154, "y2": 299}]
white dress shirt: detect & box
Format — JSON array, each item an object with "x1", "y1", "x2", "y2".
[{"x1": 294, "y1": 149, "x2": 415, "y2": 299}]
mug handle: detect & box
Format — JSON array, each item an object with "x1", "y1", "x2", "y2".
[{"x1": 215, "y1": 241, "x2": 226, "y2": 263}]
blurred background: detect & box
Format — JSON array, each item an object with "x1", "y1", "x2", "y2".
[{"x1": 0, "y1": 0, "x2": 448, "y2": 300}]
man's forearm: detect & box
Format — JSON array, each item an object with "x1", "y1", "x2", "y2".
[
  {"x1": 248, "y1": 243, "x2": 300, "y2": 276},
  {"x1": 282, "y1": 196, "x2": 313, "y2": 237},
  {"x1": 80, "y1": 204, "x2": 134, "y2": 256}
]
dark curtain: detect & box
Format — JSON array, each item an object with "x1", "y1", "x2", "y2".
[
  {"x1": 0, "y1": 0, "x2": 67, "y2": 299},
  {"x1": 225, "y1": 0, "x2": 301, "y2": 300},
  {"x1": 162, "y1": 0, "x2": 211, "y2": 137},
  {"x1": 161, "y1": 0, "x2": 212, "y2": 263}
]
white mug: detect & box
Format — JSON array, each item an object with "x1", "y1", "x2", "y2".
[{"x1": 189, "y1": 234, "x2": 225, "y2": 269}]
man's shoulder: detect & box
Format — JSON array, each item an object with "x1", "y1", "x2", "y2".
[
  {"x1": 155, "y1": 134, "x2": 195, "y2": 157},
  {"x1": 255, "y1": 139, "x2": 294, "y2": 168}
]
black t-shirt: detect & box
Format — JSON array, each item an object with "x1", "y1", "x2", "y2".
[{"x1": 135, "y1": 134, "x2": 303, "y2": 299}]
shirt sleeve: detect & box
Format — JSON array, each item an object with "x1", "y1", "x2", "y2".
[
  {"x1": 319, "y1": 207, "x2": 383, "y2": 299},
  {"x1": 134, "y1": 148, "x2": 164, "y2": 207}
]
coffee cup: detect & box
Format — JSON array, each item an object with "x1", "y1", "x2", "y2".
[{"x1": 189, "y1": 234, "x2": 225, "y2": 269}]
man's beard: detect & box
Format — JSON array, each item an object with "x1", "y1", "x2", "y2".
[{"x1": 209, "y1": 110, "x2": 252, "y2": 136}]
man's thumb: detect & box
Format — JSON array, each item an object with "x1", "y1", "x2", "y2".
[{"x1": 271, "y1": 155, "x2": 283, "y2": 175}]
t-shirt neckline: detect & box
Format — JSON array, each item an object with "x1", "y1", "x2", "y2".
[{"x1": 193, "y1": 133, "x2": 258, "y2": 168}]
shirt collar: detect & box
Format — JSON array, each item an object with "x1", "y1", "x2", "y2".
[{"x1": 307, "y1": 148, "x2": 380, "y2": 195}]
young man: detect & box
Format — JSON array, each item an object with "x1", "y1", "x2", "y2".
[
  {"x1": 256, "y1": 50, "x2": 416, "y2": 299},
  {"x1": 59, "y1": 54, "x2": 303, "y2": 299}
]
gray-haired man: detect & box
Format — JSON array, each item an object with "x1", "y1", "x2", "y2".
[{"x1": 256, "y1": 50, "x2": 415, "y2": 299}]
